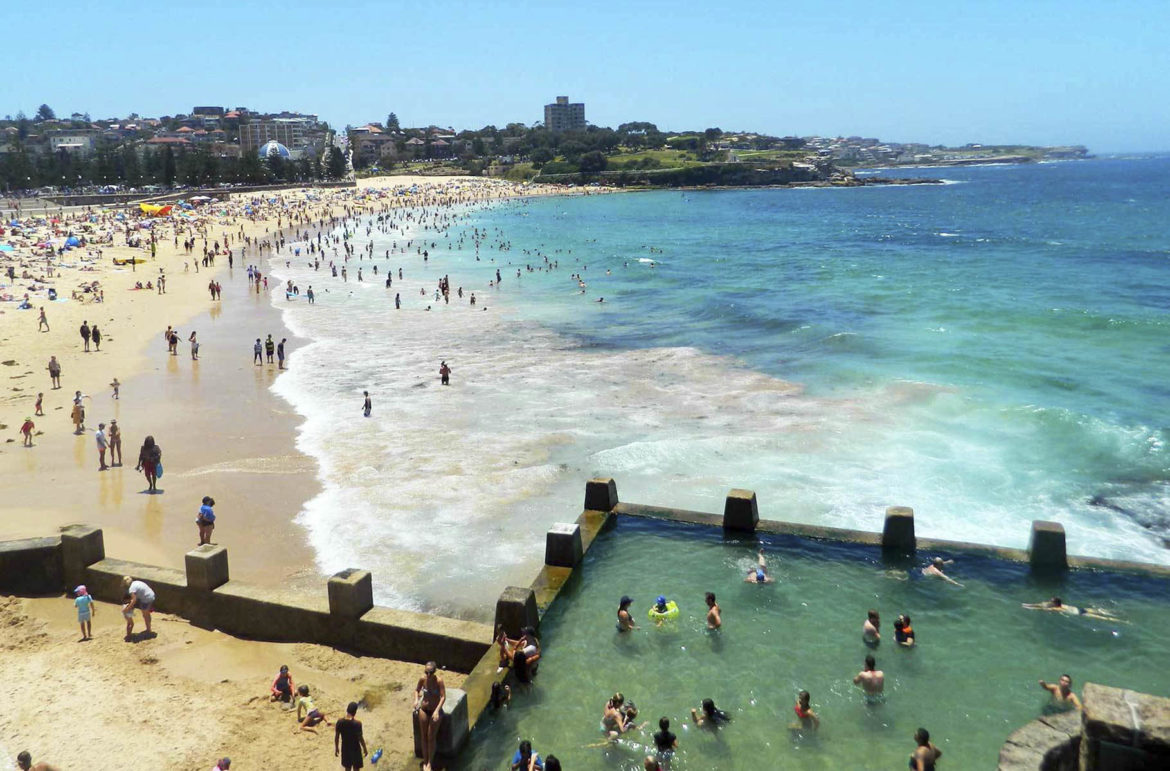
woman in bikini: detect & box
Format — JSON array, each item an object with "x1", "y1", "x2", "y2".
[
  {"x1": 413, "y1": 661, "x2": 445, "y2": 771},
  {"x1": 910, "y1": 727, "x2": 942, "y2": 770}
]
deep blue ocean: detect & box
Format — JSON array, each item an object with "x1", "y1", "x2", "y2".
[{"x1": 272, "y1": 156, "x2": 1170, "y2": 614}]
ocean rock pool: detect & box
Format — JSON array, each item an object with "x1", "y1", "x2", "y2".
[{"x1": 455, "y1": 516, "x2": 1170, "y2": 770}]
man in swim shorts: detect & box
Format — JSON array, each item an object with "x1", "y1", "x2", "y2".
[{"x1": 853, "y1": 654, "x2": 885, "y2": 700}]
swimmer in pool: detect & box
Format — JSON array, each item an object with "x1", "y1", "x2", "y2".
[
  {"x1": 1039, "y1": 674, "x2": 1082, "y2": 711},
  {"x1": 745, "y1": 549, "x2": 775, "y2": 583},
  {"x1": 789, "y1": 690, "x2": 820, "y2": 732},
  {"x1": 863, "y1": 609, "x2": 881, "y2": 646},
  {"x1": 1022, "y1": 597, "x2": 1119, "y2": 621},
  {"x1": 922, "y1": 557, "x2": 962, "y2": 586},
  {"x1": 705, "y1": 592, "x2": 721, "y2": 629},
  {"x1": 853, "y1": 654, "x2": 885, "y2": 701},
  {"x1": 617, "y1": 596, "x2": 637, "y2": 632}
]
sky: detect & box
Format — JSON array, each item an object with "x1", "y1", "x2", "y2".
[{"x1": 7, "y1": 0, "x2": 1169, "y2": 152}]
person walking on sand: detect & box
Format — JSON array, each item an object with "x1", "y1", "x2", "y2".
[
  {"x1": 335, "y1": 701, "x2": 368, "y2": 771},
  {"x1": 362, "y1": 391, "x2": 372, "y2": 418},
  {"x1": 253, "y1": 338, "x2": 263, "y2": 365},
  {"x1": 47, "y1": 356, "x2": 61, "y2": 389},
  {"x1": 277, "y1": 338, "x2": 287, "y2": 370},
  {"x1": 439, "y1": 361, "x2": 451, "y2": 385},
  {"x1": 38, "y1": 306, "x2": 49, "y2": 332},
  {"x1": 197, "y1": 496, "x2": 216, "y2": 545},
  {"x1": 74, "y1": 585, "x2": 95, "y2": 641},
  {"x1": 108, "y1": 419, "x2": 122, "y2": 466},
  {"x1": 35, "y1": 392, "x2": 44, "y2": 416},
  {"x1": 20, "y1": 416, "x2": 35, "y2": 446},
  {"x1": 414, "y1": 661, "x2": 445, "y2": 771},
  {"x1": 70, "y1": 400, "x2": 84, "y2": 434},
  {"x1": 121, "y1": 576, "x2": 155, "y2": 639},
  {"x1": 80, "y1": 320, "x2": 91, "y2": 352},
  {"x1": 95, "y1": 423, "x2": 109, "y2": 471},
  {"x1": 265, "y1": 334, "x2": 275, "y2": 364},
  {"x1": 91, "y1": 324, "x2": 101, "y2": 351},
  {"x1": 110, "y1": 378, "x2": 120, "y2": 399},
  {"x1": 188, "y1": 331, "x2": 200, "y2": 360},
  {"x1": 136, "y1": 435, "x2": 162, "y2": 492}
]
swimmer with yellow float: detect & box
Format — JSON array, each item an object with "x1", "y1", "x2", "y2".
[{"x1": 648, "y1": 595, "x2": 679, "y2": 625}]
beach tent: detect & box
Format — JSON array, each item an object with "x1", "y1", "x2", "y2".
[
  {"x1": 0, "y1": 244, "x2": 14, "y2": 252},
  {"x1": 139, "y1": 203, "x2": 173, "y2": 216},
  {"x1": 65, "y1": 236, "x2": 81, "y2": 247}
]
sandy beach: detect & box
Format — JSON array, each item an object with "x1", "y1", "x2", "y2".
[
  {"x1": 0, "y1": 594, "x2": 464, "y2": 770},
  {"x1": 1, "y1": 174, "x2": 597, "y2": 769}
]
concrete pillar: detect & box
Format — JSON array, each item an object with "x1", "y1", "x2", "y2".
[
  {"x1": 60, "y1": 524, "x2": 105, "y2": 590},
  {"x1": 184, "y1": 544, "x2": 229, "y2": 591},
  {"x1": 545, "y1": 523, "x2": 583, "y2": 568},
  {"x1": 882, "y1": 506, "x2": 916, "y2": 553},
  {"x1": 413, "y1": 686, "x2": 468, "y2": 758},
  {"x1": 494, "y1": 585, "x2": 538, "y2": 638},
  {"x1": 723, "y1": 489, "x2": 759, "y2": 532},
  {"x1": 584, "y1": 477, "x2": 619, "y2": 511},
  {"x1": 1028, "y1": 521, "x2": 1068, "y2": 571},
  {"x1": 327, "y1": 569, "x2": 373, "y2": 618}
]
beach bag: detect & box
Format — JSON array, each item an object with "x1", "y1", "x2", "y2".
[{"x1": 155, "y1": 462, "x2": 164, "y2": 479}]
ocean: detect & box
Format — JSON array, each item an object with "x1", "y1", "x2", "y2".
[{"x1": 268, "y1": 156, "x2": 1170, "y2": 619}]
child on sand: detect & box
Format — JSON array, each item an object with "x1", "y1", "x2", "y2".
[
  {"x1": 110, "y1": 378, "x2": 120, "y2": 399},
  {"x1": 35, "y1": 393, "x2": 44, "y2": 415},
  {"x1": 20, "y1": 417, "x2": 35, "y2": 446},
  {"x1": 74, "y1": 585, "x2": 95, "y2": 641},
  {"x1": 271, "y1": 664, "x2": 295, "y2": 703},
  {"x1": 295, "y1": 684, "x2": 330, "y2": 732}
]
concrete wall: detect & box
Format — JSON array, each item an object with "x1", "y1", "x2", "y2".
[
  {"x1": 0, "y1": 536, "x2": 64, "y2": 594},
  {"x1": 0, "y1": 525, "x2": 491, "y2": 676}
]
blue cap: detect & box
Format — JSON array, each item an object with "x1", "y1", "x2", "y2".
[{"x1": 656, "y1": 595, "x2": 667, "y2": 606}]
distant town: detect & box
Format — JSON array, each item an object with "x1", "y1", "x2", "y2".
[{"x1": 0, "y1": 98, "x2": 1090, "y2": 193}]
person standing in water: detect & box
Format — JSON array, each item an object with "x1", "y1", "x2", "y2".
[
  {"x1": 910, "y1": 727, "x2": 942, "y2": 770},
  {"x1": 362, "y1": 391, "x2": 372, "y2": 417},
  {"x1": 439, "y1": 361, "x2": 451, "y2": 385},
  {"x1": 617, "y1": 596, "x2": 636, "y2": 632},
  {"x1": 1039, "y1": 674, "x2": 1082, "y2": 710},
  {"x1": 853, "y1": 654, "x2": 885, "y2": 701},
  {"x1": 705, "y1": 592, "x2": 721, "y2": 629}
]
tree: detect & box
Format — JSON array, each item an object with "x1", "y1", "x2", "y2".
[
  {"x1": 578, "y1": 151, "x2": 608, "y2": 173},
  {"x1": 163, "y1": 147, "x2": 177, "y2": 187},
  {"x1": 530, "y1": 147, "x2": 554, "y2": 168},
  {"x1": 386, "y1": 112, "x2": 400, "y2": 132},
  {"x1": 36, "y1": 104, "x2": 56, "y2": 122},
  {"x1": 326, "y1": 146, "x2": 346, "y2": 179}
]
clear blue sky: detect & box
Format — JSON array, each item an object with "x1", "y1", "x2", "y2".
[{"x1": 8, "y1": 0, "x2": 1168, "y2": 151}]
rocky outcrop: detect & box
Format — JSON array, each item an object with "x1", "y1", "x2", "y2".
[
  {"x1": 1080, "y1": 683, "x2": 1170, "y2": 769},
  {"x1": 998, "y1": 710, "x2": 1080, "y2": 771}
]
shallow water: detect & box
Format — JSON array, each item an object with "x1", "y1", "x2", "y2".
[
  {"x1": 455, "y1": 517, "x2": 1170, "y2": 770},
  {"x1": 267, "y1": 157, "x2": 1170, "y2": 617}
]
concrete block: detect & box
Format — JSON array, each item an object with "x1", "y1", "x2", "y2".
[
  {"x1": 494, "y1": 586, "x2": 538, "y2": 638},
  {"x1": 61, "y1": 525, "x2": 104, "y2": 589},
  {"x1": 327, "y1": 569, "x2": 373, "y2": 618},
  {"x1": 413, "y1": 686, "x2": 469, "y2": 758},
  {"x1": 882, "y1": 507, "x2": 916, "y2": 553},
  {"x1": 584, "y1": 477, "x2": 619, "y2": 511},
  {"x1": 1028, "y1": 520, "x2": 1068, "y2": 571},
  {"x1": 545, "y1": 522, "x2": 583, "y2": 567},
  {"x1": 0, "y1": 537, "x2": 64, "y2": 594},
  {"x1": 723, "y1": 489, "x2": 759, "y2": 532},
  {"x1": 184, "y1": 545, "x2": 229, "y2": 591}
]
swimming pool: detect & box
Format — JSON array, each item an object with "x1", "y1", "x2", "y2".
[{"x1": 455, "y1": 516, "x2": 1170, "y2": 769}]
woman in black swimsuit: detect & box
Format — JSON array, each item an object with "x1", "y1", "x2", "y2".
[
  {"x1": 414, "y1": 661, "x2": 445, "y2": 771},
  {"x1": 910, "y1": 727, "x2": 942, "y2": 770}
]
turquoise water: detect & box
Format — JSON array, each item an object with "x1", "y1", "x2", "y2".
[
  {"x1": 455, "y1": 517, "x2": 1170, "y2": 770},
  {"x1": 270, "y1": 156, "x2": 1170, "y2": 617}
]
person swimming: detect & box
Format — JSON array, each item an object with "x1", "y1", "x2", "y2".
[
  {"x1": 690, "y1": 698, "x2": 730, "y2": 728},
  {"x1": 745, "y1": 548, "x2": 775, "y2": 583},
  {"x1": 1022, "y1": 597, "x2": 1119, "y2": 621},
  {"x1": 922, "y1": 557, "x2": 962, "y2": 586}
]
